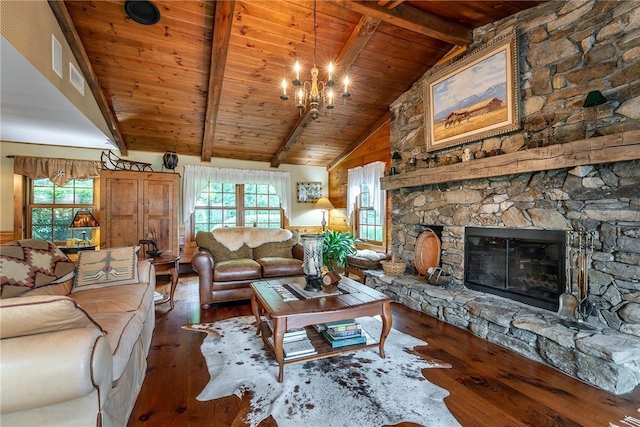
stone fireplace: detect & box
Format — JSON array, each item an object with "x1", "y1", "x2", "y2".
[
  {"x1": 367, "y1": 1, "x2": 640, "y2": 395},
  {"x1": 464, "y1": 227, "x2": 564, "y2": 312}
]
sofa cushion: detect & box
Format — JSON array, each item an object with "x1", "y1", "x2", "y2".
[
  {"x1": 196, "y1": 231, "x2": 253, "y2": 261},
  {"x1": 253, "y1": 236, "x2": 297, "y2": 259},
  {"x1": 0, "y1": 239, "x2": 76, "y2": 298},
  {"x1": 0, "y1": 295, "x2": 102, "y2": 339},
  {"x1": 71, "y1": 281, "x2": 150, "y2": 314},
  {"x1": 213, "y1": 259, "x2": 262, "y2": 281},
  {"x1": 90, "y1": 311, "x2": 144, "y2": 381},
  {"x1": 73, "y1": 247, "x2": 139, "y2": 291},
  {"x1": 257, "y1": 257, "x2": 304, "y2": 278}
]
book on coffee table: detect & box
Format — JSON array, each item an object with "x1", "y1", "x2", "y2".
[{"x1": 268, "y1": 336, "x2": 317, "y2": 360}]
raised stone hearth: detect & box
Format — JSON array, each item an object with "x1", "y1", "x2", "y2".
[{"x1": 365, "y1": 271, "x2": 640, "y2": 395}]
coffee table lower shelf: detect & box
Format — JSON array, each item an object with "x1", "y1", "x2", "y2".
[{"x1": 259, "y1": 321, "x2": 380, "y2": 367}]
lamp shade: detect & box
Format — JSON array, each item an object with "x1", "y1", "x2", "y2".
[
  {"x1": 314, "y1": 197, "x2": 335, "y2": 211},
  {"x1": 69, "y1": 210, "x2": 100, "y2": 228},
  {"x1": 583, "y1": 90, "x2": 607, "y2": 108}
]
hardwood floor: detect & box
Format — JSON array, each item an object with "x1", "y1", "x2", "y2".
[{"x1": 129, "y1": 274, "x2": 640, "y2": 426}]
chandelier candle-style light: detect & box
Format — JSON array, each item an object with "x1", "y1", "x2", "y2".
[{"x1": 279, "y1": 0, "x2": 350, "y2": 120}]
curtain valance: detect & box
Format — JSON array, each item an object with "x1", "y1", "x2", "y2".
[
  {"x1": 183, "y1": 165, "x2": 292, "y2": 222},
  {"x1": 13, "y1": 155, "x2": 102, "y2": 186},
  {"x1": 346, "y1": 161, "x2": 386, "y2": 225}
]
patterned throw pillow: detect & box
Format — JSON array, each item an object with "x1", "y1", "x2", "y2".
[
  {"x1": 253, "y1": 237, "x2": 296, "y2": 260},
  {"x1": 0, "y1": 239, "x2": 76, "y2": 298},
  {"x1": 73, "y1": 247, "x2": 140, "y2": 292}
]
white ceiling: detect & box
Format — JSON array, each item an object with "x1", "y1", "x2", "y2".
[{"x1": 0, "y1": 36, "x2": 116, "y2": 150}]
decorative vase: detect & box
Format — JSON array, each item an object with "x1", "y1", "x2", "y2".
[
  {"x1": 301, "y1": 234, "x2": 323, "y2": 292},
  {"x1": 163, "y1": 151, "x2": 179, "y2": 171}
]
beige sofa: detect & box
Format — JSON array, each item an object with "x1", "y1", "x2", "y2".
[
  {"x1": 0, "y1": 239, "x2": 155, "y2": 427},
  {"x1": 192, "y1": 227, "x2": 304, "y2": 308}
]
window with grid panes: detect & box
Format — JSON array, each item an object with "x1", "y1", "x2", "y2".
[
  {"x1": 28, "y1": 178, "x2": 97, "y2": 244},
  {"x1": 243, "y1": 183, "x2": 283, "y2": 228},
  {"x1": 355, "y1": 183, "x2": 383, "y2": 243},
  {"x1": 193, "y1": 182, "x2": 282, "y2": 233}
]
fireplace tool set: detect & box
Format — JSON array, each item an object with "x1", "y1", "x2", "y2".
[{"x1": 560, "y1": 230, "x2": 596, "y2": 329}]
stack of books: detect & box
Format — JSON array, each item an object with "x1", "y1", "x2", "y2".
[
  {"x1": 268, "y1": 328, "x2": 317, "y2": 360},
  {"x1": 320, "y1": 319, "x2": 367, "y2": 348}
]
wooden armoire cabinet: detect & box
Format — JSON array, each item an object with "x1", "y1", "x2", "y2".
[{"x1": 100, "y1": 170, "x2": 179, "y2": 256}]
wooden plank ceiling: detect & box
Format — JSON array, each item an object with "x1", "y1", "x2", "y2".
[{"x1": 57, "y1": 0, "x2": 544, "y2": 167}]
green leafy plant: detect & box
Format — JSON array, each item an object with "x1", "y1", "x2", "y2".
[{"x1": 322, "y1": 229, "x2": 357, "y2": 271}]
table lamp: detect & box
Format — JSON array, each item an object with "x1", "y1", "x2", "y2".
[
  {"x1": 314, "y1": 197, "x2": 334, "y2": 232},
  {"x1": 69, "y1": 210, "x2": 100, "y2": 246}
]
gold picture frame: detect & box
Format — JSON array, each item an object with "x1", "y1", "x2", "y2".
[
  {"x1": 424, "y1": 33, "x2": 520, "y2": 152},
  {"x1": 297, "y1": 182, "x2": 322, "y2": 203}
]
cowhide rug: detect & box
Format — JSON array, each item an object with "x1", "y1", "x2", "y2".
[{"x1": 184, "y1": 316, "x2": 460, "y2": 427}]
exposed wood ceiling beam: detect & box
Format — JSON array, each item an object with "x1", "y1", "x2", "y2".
[
  {"x1": 328, "y1": 111, "x2": 390, "y2": 171},
  {"x1": 378, "y1": 0, "x2": 406, "y2": 9},
  {"x1": 270, "y1": 15, "x2": 381, "y2": 168},
  {"x1": 202, "y1": 0, "x2": 235, "y2": 162},
  {"x1": 336, "y1": 0, "x2": 472, "y2": 46},
  {"x1": 48, "y1": 0, "x2": 128, "y2": 154}
]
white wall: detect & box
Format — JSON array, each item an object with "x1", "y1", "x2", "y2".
[{"x1": 0, "y1": 141, "x2": 328, "y2": 231}]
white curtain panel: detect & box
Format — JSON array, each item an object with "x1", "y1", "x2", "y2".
[
  {"x1": 346, "y1": 161, "x2": 386, "y2": 226},
  {"x1": 182, "y1": 165, "x2": 292, "y2": 222}
]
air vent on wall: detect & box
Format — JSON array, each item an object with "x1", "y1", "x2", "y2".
[
  {"x1": 52, "y1": 35, "x2": 62, "y2": 78},
  {"x1": 69, "y1": 63, "x2": 85, "y2": 96}
]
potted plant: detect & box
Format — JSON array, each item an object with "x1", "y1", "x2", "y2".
[{"x1": 322, "y1": 229, "x2": 357, "y2": 272}]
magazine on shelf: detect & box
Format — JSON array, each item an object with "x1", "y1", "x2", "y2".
[
  {"x1": 325, "y1": 327, "x2": 362, "y2": 339},
  {"x1": 321, "y1": 330, "x2": 367, "y2": 348},
  {"x1": 268, "y1": 336, "x2": 317, "y2": 359}
]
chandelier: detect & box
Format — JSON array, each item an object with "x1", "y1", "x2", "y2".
[{"x1": 279, "y1": 0, "x2": 350, "y2": 120}]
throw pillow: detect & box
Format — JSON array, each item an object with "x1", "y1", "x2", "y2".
[
  {"x1": 196, "y1": 231, "x2": 253, "y2": 261},
  {"x1": 73, "y1": 247, "x2": 140, "y2": 292},
  {"x1": 0, "y1": 239, "x2": 76, "y2": 298},
  {"x1": 253, "y1": 236, "x2": 297, "y2": 260}
]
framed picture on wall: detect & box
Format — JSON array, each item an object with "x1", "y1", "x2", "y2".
[
  {"x1": 297, "y1": 182, "x2": 322, "y2": 203},
  {"x1": 424, "y1": 32, "x2": 520, "y2": 152}
]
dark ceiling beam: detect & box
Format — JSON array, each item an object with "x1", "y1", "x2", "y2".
[
  {"x1": 48, "y1": 0, "x2": 127, "y2": 154},
  {"x1": 336, "y1": 0, "x2": 472, "y2": 46},
  {"x1": 202, "y1": 0, "x2": 235, "y2": 162},
  {"x1": 270, "y1": 14, "x2": 381, "y2": 168},
  {"x1": 327, "y1": 111, "x2": 390, "y2": 171}
]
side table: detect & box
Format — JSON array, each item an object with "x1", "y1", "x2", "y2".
[
  {"x1": 59, "y1": 244, "x2": 97, "y2": 255},
  {"x1": 149, "y1": 254, "x2": 180, "y2": 309}
]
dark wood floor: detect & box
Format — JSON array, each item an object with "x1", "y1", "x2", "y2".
[{"x1": 129, "y1": 274, "x2": 640, "y2": 426}]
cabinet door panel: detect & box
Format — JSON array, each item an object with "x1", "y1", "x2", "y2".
[
  {"x1": 144, "y1": 180, "x2": 176, "y2": 254},
  {"x1": 102, "y1": 178, "x2": 139, "y2": 248}
]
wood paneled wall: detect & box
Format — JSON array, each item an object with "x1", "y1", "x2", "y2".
[
  {"x1": 327, "y1": 120, "x2": 391, "y2": 249},
  {"x1": 328, "y1": 120, "x2": 391, "y2": 209}
]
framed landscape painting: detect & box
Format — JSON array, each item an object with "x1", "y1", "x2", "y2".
[
  {"x1": 424, "y1": 33, "x2": 520, "y2": 152},
  {"x1": 297, "y1": 182, "x2": 322, "y2": 203}
]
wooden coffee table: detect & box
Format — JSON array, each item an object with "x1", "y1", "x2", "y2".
[{"x1": 250, "y1": 275, "x2": 393, "y2": 382}]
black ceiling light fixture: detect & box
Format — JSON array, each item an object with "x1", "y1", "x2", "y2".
[{"x1": 124, "y1": 0, "x2": 160, "y2": 25}]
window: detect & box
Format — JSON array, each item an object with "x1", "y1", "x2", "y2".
[
  {"x1": 193, "y1": 182, "x2": 283, "y2": 233},
  {"x1": 355, "y1": 183, "x2": 383, "y2": 243},
  {"x1": 28, "y1": 178, "x2": 97, "y2": 243}
]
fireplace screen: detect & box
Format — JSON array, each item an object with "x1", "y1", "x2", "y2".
[{"x1": 464, "y1": 227, "x2": 565, "y2": 311}]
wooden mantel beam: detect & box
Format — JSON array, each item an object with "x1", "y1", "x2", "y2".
[
  {"x1": 48, "y1": 0, "x2": 127, "y2": 154},
  {"x1": 201, "y1": 0, "x2": 235, "y2": 162},
  {"x1": 336, "y1": 0, "x2": 472, "y2": 46},
  {"x1": 270, "y1": 14, "x2": 381, "y2": 168},
  {"x1": 381, "y1": 130, "x2": 640, "y2": 191}
]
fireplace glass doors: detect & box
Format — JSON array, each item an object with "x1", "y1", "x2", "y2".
[{"x1": 464, "y1": 227, "x2": 565, "y2": 311}]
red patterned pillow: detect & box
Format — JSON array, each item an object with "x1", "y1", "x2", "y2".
[{"x1": 0, "y1": 239, "x2": 76, "y2": 298}]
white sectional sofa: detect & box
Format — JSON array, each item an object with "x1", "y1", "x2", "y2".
[{"x1": 0, "y1": 239, "x2": 156, "y2": 426}]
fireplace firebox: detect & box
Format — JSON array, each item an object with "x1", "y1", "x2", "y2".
[{"x1": 464, "y1": 227, "x2": 565, "y2": 311}]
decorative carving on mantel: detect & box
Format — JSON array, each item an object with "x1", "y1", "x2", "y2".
[{"x1": 381, "y1": 130, "x2": 640, "y2": 191}]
